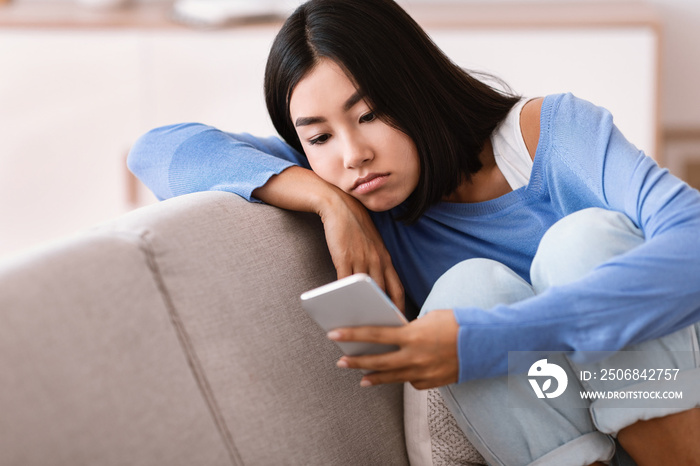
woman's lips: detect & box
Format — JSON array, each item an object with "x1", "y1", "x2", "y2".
[{"x1": 353, "y1": 174, "x2": 390, "y2": 194}]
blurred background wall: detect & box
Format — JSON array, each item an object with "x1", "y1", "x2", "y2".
[
  {"x1": 1, "y1": 0, "x2": 700, "y2": 259},
  {"x1": 7, "y1": 0, "x2": 700, "y2": 126}
]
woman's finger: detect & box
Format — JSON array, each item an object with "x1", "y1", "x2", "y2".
[
  {"x1": 384, "y1": 266, "x2": 405, "y2": 313},
  {"x1": 338, "y1": 347, "x2": 410, "y2": 373},
  {"x1": 329, "y1": 325, "x2": 405, "y2": 346},
  {"x1": 335, "y1": 257, "x2": 353, "y2": 280},
  {"x1": 358, "y1": 363, "x2": 455, "y2": 389},
  {"x1": 367, "y1": 255, "x2": 386, "y2": 298},
  {"x1": 360, "y1": 368, "x2": 423, "y2": 387}
]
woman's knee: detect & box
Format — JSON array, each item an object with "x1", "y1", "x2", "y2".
[
  {"x1": 420, "y1": 258, "x2": 534, "y2": 317},
  {"x1": 531, "y1": 208, "x2": 644, "y2": 293}
]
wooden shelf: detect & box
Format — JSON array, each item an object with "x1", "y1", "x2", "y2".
[
  {"x1": 0, "y1": 1, "x2": 660, "y2": 30},
  {"x1": 403, "y1": 1, "x2": 660, "y2": 29}
]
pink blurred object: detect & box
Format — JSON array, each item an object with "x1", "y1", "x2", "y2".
[{"x1": 75, "y1": 0, "x2": 131, "y2": 9}]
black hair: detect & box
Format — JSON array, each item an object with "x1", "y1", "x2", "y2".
[{"x1": 264, "y1": 0, "x2": 520, "y2": 223}]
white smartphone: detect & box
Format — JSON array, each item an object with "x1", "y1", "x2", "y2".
[{"x1": 300, "y1": 273, "x2": 408, "y2": 357}]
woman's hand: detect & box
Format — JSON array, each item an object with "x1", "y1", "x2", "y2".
[
  {"x1": 318, "y1": 190, "x2": 405, "y2": 313},
  {"x1": 328, "y1": 309, "x2": 459, "y2": 390},
  {"x1": 253, "y1": 166, "x2": 404, "y2": 311}
]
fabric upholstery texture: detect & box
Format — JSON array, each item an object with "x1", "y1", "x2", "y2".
[
  {"x1": 106, "y1": 191, "x2": 408, "y2": 465},
  {"x1": 404, "y1": 383, "x2": 485, "y2": 466},
  {"x1": 0, "y1": 191, "x2": 409, "y2": 465},
  {"x1": 0, "y1": 231, "x2": 229, "y2": 466},
  {"x1": 427, "y1": 389, "x2": 485, "y2": 465}
]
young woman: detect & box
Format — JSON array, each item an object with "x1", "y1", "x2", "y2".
[{"x1": 128, "y1": 0, "x2": 700, "y2": 464}]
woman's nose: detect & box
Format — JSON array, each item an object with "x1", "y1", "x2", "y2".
[{"x1": 343, "y1": 138, "x2": 374, "y2": 169}]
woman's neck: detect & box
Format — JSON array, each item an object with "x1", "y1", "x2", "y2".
[{"x1": 441, "y1": 139, "x2": 512, "y2": 204}]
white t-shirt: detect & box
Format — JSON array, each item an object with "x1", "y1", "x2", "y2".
[{"x1": 491, "y1": 98, "x2": 534, "y2": 190}]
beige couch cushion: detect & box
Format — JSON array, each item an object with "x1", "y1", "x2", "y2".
[
  {"x1": 103, "y1": 191, "x2": 408, "y2": 465},
  {"x1": 0, "y1": 231, "x2": 229, "y2": 466}
]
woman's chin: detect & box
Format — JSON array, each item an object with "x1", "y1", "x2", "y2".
[{"x1": 359, "y1": 196, "x2": 402, "y2": 213}]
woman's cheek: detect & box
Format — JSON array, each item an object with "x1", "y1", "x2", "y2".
[{"x1": 307, "y1": 157, "x2": 342, "y2": 189}]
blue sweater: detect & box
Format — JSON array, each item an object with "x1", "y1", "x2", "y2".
[{"x1": 128, "y1": 93, "x2": 700, "y2": 383}]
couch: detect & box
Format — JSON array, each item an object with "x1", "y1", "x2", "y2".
[{"x1": 0, "y1": 191, "x2": 409, "y2": 466}]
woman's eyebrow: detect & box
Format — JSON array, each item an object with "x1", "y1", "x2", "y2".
[
  {"x1": 343, "y1": 91, "x2": 363, "y2": 111},
  {"x1": 295, "y1": 91, "x2": 363, "y2": 127},
  {"x1": 295, "y1": 116, "x2": 325, "y2": 127}
]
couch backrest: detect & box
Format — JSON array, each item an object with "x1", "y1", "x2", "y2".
[
  {"x1": 0, "y1": 227, "x2": 231, "y2": 465},
  {"x1": 0, "y1": 191, "x2": 408, "y2": 465}
]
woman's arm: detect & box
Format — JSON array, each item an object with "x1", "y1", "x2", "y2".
[
  {"x1": 127, "y1": 123, "x2": 404, "y2": 310},
  {"x1": 446, "y1": 94, "x2": 700, "y2": 381},
  {"x1": 127, "y1": 123, "x2": 309, "y2": 201},
  {"x1": 331, "y1": 94, "x2": 700, "y2": 387},
  {"x1": 254, "y1": 166, "x2": 404, "y2": 307}
]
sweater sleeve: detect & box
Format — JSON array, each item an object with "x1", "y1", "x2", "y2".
[
  {"x1": 452, "y1": 94, "x2": 700, "y2": 382},
  {"x1": 127, "y1": 123, "x2": 309, "y2": 201}
]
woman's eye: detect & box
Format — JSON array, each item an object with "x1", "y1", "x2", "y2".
[
  {"x1": 360, "y1": 112, "x2": 376, "y2": 123},
  {"x1": 309, "y1": 134, "x2": 330, "y2": 145}
]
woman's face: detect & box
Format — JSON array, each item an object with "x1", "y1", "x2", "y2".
[{"x1": 289, "y1": 59, "x2": 420, "y2": 212}]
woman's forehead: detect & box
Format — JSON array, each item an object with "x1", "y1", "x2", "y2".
[{"x1": 289, "y1": 59, "x2": 362, "y2": 119}]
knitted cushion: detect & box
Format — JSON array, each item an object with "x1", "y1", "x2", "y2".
[{"x1": 405, "y1": 383, "x2": 485, "y2": 466}]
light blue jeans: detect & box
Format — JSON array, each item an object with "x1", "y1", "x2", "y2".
[{"x1": 420, "y1": 208, "x2": 700, "y2": 466}]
